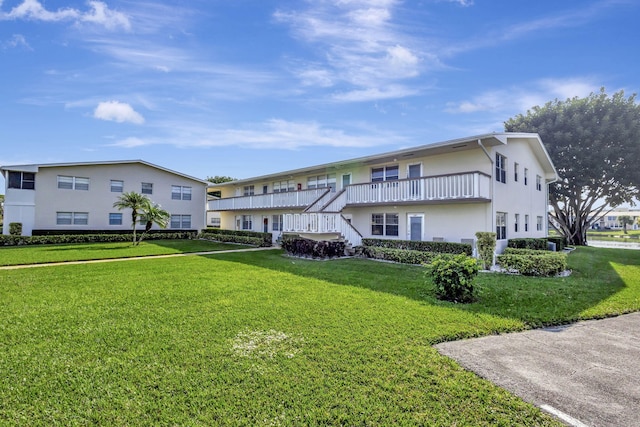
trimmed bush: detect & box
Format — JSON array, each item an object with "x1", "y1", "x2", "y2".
[
  {"x1": 0, "y1": 232, "x2": 196, "y2": 247},
  {"x1": 199, "y1": 232, "x2": 264, "y2": 246},
  {"x1": 427, "y1": 254, "x2": 479, "y2": 303},
  {"x1": 496, "y1": 252, "x2": 567, "y2": 276},
  {"x1": 364, "y1": 246, "x2": 455, "y2": 265},
  {"x1": 203, "y1": 228, "x2": 272, "y2": 247},
  {"x1": 281, "y1": 236, "x2": 345, "y2": 259},
  {"x1": 475, "y1": 232, "x2": 496, "y2": 270},
  {"x1": 546, "y1": 236, "x2": 566, "y2": 251},
  {"x1": 362, "y1": 238, "x2": 472, "y2": 256},
  {"x1": 507, "y1": 238, "x2": 548, "y2": 250},
  {"x1": 9, "y1": 222, "x2": 22, "y2": 236}
]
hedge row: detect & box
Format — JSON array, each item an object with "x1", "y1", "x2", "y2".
[
  {"x1": 507, "y1": 238, "x2": 548, "y2": 250},
  {"x1": 0, "y1": 232, "x2": 197, "y2": 246},
  {"x1": 364, "y1": 247, "x2": 455, "y2": 265},
  {"x1": 199, "y1": 231, "x2": 265, "y2": 247},
  {"x1": 281, "y1": 236, "x2": 346, "y2": 258},
  {"x1": 204, "y1": 228, "x2": 272, "y2": 247},
  {"x1": 362, "y1": 238, "x2": 472, "y2": 256},
  {"x1": 496, "y1": 252, "x2": 568, "y2": 276},
  {"x1": 507, "y1": 237, "x2": 567, "y2": 252}
]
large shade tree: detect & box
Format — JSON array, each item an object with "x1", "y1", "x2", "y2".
[{"x1": 505, "y1": 89, "x2": 640, "y2": 245}]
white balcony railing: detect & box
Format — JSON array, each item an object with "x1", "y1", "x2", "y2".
[
  {"x1": 346, "y1": 172, "x2": 490, "y2": 205},
  {"x1": 209, "y1": 172, "x2": 490, "y2": 212},
  {"x1": 283, "y1": 213, "x2": 362, "y2": 247},
  {"x1": 208, "y1": 188, "x2": 329, "y2": 211}
]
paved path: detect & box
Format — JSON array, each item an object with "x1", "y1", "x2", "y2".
[
  {"x1": 435, "y1": 312, "x2": 640, "y2": 427},
  {"x1": 0, "y1": 246, "x2": 279, "y2": 270}
]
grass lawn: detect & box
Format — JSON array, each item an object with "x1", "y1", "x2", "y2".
[
  {"x1": 0, "y1": 239, "x2": 249, "y2": 266},
  {"x1": 1, "y1": 246, "x2": 639, "y2": 425}
]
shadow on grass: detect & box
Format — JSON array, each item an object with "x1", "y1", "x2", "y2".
[{"x1": 203, "y1": 246, "x2": 640, "y2": 328}]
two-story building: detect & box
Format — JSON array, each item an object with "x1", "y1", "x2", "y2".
[
  {"x1": 1, "y1": 160, "x2": 208, "y2": 236},
  {"x1": 207, "y1": 133, "x2": 558, "y2": 253}
]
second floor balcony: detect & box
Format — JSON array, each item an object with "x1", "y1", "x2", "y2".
[
  {"x1": 208, "y1": 171, "x2": 491, "y2": 212},
  {"x1": 209, "y1": 188, "x2": 329, "y2": 211}
]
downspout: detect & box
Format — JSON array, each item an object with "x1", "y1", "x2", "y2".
[{"x1": 477, "y1": 139, "x2": 495, "y2": 238}]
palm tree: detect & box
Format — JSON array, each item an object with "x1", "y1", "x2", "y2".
[
  {"x1": 113, "y1": 191, "x2": 150, "y2": 245},
  {"x1": 137, "y1": 203, "x2": 170, "y2": 244},
  {"x1": 619, "y1": 215, "x2": 633, "y2": 234}
]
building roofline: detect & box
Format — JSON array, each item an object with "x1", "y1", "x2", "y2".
[
  {"x1": 209, "y1": 132, "x2": 556, "y2": 187},
  {"x1": 0, "y1": 159, "x2": 209, "y2": 185}
]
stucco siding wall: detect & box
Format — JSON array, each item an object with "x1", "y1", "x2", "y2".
[
  {"x1": 490, "y1": 139, "x2": 550, "y2": 240},
  {"x1": 32, "y1": 163, "x2": 206, "y2": 232}
]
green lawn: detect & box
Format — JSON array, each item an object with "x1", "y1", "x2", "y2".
[
  {"x1": 1, "y1": 246, "x2": 639, "y2": 425},
  {"x1": 0, "y1": 239, "x2": 248, "y2": 266}
]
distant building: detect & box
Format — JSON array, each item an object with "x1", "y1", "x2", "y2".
[
  {"x1": 591, "y1": 208, "x2": 640, "y2": 230},
  {"x1": 1, "y1": 160, "x2": 209, "y2": 236}
]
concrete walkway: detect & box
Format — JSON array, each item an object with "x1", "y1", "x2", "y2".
[
  {"x1": 435, "y1": 312, "x2": 640, "y2": 427},
  {"x1": 0, "y1": 246, "x2": 279, "y2": 270}
]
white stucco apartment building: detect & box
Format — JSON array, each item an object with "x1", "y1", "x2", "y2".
[
  {"x1": 1, "y1": 160, "x2": 208, "y2": 236},
  {"x1": 207, "y1": 133, "x2": 558, "y2": 253}
]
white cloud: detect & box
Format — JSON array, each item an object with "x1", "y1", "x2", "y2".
[
  {"x1": 274, "y1": 0, "x2": 427, "y2": 101},
  {"x1": 445, "y1": 77, "x2": 600, "y2": 115},
  {"x1": 1, "y1": 34, "x2": 31, "y2": 50},
  {"x1": 0, "y1": 0, "x2": 131, "y2": 31},
  {"x1": 332, "y1": 85, "x2": 418, "y2": 102},
  {"x1": 94, "y1": 101, "x2": 145, "y2": 124},
  {"x1": 80, "y1": 1, "x2": 131, "y2": 31},
  {"x1": 110, "y1": 137, "x2": 147, "y2": 147},
  {"x1": 107, "y1": 119, "x2": 403, "y2": 150}
]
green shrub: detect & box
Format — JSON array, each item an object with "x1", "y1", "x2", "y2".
[
  {"x1": 199, "y1": 232, "x2": 264, "y2": 246},
  {"x1": 496, "y1": 252, "x2": 567, "y2": 276},
  {"x1": 0, "y1": 232, "x2": 196, "y2": 246},
  {"x1": 502, "y1": 248, "x2": 551, "y2": 256},
  {"x1": 281, "y1": 236, "x2": 345, "y2": 258},
  {"x1": 364, "y1": 247, "x2": 455, "y2": 265},
  {"x1": 475, "y1": 232, "x2": 496, "y2": 270},
  {"x1": 507, "y1": 238, "x2": 548, "y2": 250},
  {"x1": 546, "y1": 236, "x2": 566, "y2": 251},
  {"x1": 362, "y1": 238, "x2": 472, "y2": 255},
  {"x1": 427, "y1": 254, "x2": 479, "y2": 303},
  {"x1": 203, "y1": 228, "x2": 272, "y2": 247},
  {"x1": 9, "y1": 222, "x2": 22, "y2": 236}
]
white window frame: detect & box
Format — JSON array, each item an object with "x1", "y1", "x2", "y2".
[
  {"x1": 172, "y1": 185, "x2": 192, "y2": 200},
  {"x1": 241, "y1": 215, "x2": 253, "y2": 230},
  {"x1": 537, "y1": 216, "x2": 543, "y2": 231},
  {"x1": 243, "y1": 185, "x2": 255, "y2": 196},
  {"x1": 371, "y1": 165, "x2": 399, "y2": 182},
  {"x1": 170, "y1": 214, "x2": 192, "y2": 229},
  {"x1": 496, "y1": 212, "x2": 507, "y2": 240},
  {"x1": 272, "y1": 214, "x2": 283, "y2": 231},
  {"x1": 58, "y1": 175, "x2": 89, "y2": 191},
  {"x1": 57, "y1": 212, "x2": 88, "y2": 225},
  {"x1": 110, "y1": 180, "x2": 124, "y2": 193},
  {"x1": 495, "y1": 153, "x2": 507, "y2": 184},
  {"x1": 141, "y1": 182, "x2": 153, "y2": 195},
  {"x1": 536, "y1": 175, "x2": 542, "y2": 191},
  {"x1": 8, "y1": 171, "x2": 35, "y2": 190},
  {"x1": 109, "y1": 213, "x2": 123, "y2": 225},
  {"x1": 371, "y1": 213, "x2": 399, "y2": 237}
]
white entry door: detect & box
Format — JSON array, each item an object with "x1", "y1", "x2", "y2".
[{"x1": 408, "y1": 214, "x2": 424, "y2": 241}]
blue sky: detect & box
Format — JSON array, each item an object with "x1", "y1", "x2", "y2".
[{"x1": 1, "y1": 0, "x2": 639, "y2": 190}]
